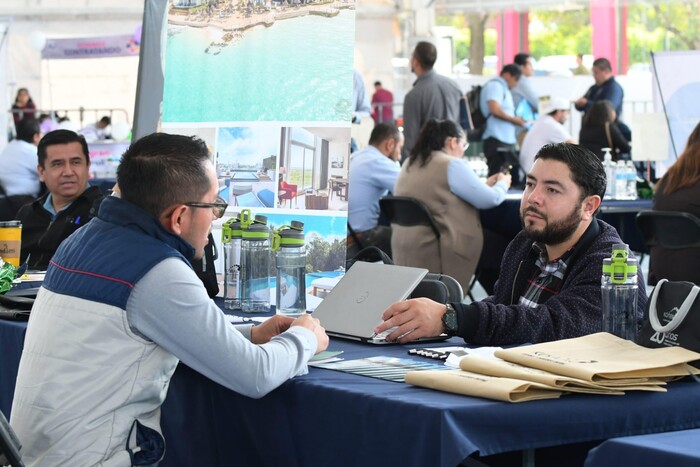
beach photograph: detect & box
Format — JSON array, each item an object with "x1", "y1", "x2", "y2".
[
  {"x1": 216, "y1": 125, "x2": 279, "y2": 208},
  {"x1": 163, "y1": 0, "x2": 356, "y2": 123}
]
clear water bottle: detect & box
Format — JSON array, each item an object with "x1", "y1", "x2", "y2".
[
  {"x1": 222, "y1": 213, "x2": 242, "y2": 310},
  {"x1": 615, "y1": 160, "x2": 627, "y2": 200},
  {"x1": 273, "y1": 221, "x2": 307, "y2": 316},
  {"x1": 625, "y1": 161, "x2": 637, "y2": 200},
  {"x1": 601, "y1": 243, "x2": 639, "y2": 341},
  {"x1": 602, "y1": 148, "x2": 615, "y2": 200},
  {"x1": 240, "y1": 213, "x2": 271, "y2": 313}
]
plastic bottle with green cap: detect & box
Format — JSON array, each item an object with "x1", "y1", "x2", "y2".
[
  {"x1": 240, "y1": 212, "x2": 271, "y2": 313},
  {"x1": 601, "y1": 243, "x2": 639, "y2": 341},
  {"x1": 272, "y1": 221, "x2": 306, "y2": 316},
  {"x1": 222, "y1": 213, "x2": 242, "y2": 310}
]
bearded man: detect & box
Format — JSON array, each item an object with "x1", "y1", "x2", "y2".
[{"x1": 374, "y1": 143, "x2": 647, "y2": 345}]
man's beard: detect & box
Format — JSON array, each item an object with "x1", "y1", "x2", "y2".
[{"x1": 520, "y1": 202, "x2": 582, "y2": 245}]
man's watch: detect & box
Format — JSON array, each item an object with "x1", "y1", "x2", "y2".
[{"x1": 441, "y1": 303, "x2": 458, "y2": 336}]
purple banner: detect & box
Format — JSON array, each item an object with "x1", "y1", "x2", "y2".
[{"x1": 41, "y1": 35, "x2": 140, "y2": 60}]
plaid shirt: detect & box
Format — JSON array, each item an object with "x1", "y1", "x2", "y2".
[{"x1": 519, "y1": 244, "x2": 575, "y2": 309}]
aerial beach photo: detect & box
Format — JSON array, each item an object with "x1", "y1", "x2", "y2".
[{"x1": 163, "y1": 0, "x2": 356, "y2": 123}]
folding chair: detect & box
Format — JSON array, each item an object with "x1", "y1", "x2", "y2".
[{"x1": 635, "y1": 210, "x2": 700, "y2": 249}]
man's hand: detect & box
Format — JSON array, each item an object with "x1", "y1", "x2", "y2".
[
  {"x1": 574, "y1": 97, "x2": 587, "y2": 108},
  {"x1": 250, "y1": 315, "x2": 295, "y2": 344},
  {"x1": 512, "y1": 116, "x2": 527, "y2": 127},
  {"x1": 373, "y1": 298, "x2": 448, "y2": 344},
  {"x1": 291, "y1": 314, "x2": 329, "y2": 353}
]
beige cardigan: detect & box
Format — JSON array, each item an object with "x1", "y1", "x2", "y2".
[{"x1": 392, "y1": 150, "x2": 483, "y2": 291}]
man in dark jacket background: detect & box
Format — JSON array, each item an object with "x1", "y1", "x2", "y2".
[
  {"x1": 375, "y1": 143, "x2": 647, "y2": 345},
  {"x1": 17, "y1": 130, "x2": 104, "y2": 270}
]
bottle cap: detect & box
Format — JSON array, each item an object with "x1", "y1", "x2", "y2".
[
  {"x1": 272, "y1": 222, "x2": 305, "y2": 250},
  {"x1": 602, "y1": 244, "x2": 638, "y2": 284}
]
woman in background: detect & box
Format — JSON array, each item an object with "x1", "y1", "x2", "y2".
[
  {"x1": 579, "y1": 100, "x2": 630, "y2": 160},
  {"x1": 12, "y1": 88, "x2": 37, "y2": 130},
  {"x1": 392, "y1": 119, "x2": 511, "y2": 291},
  {"x1": 649, "y1": 121, "x2": 700, "y2": 285}
]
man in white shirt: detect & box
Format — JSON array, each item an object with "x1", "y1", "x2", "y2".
[
  {"x1": 519, "y1": 97, "x2": 574, "y2": 174},
  {"x1": 347, "y1": 123, "x2": 403, "y2": 258},
  {"x1": 0, "y1": 119, "x2": 42, "y2": 199}
]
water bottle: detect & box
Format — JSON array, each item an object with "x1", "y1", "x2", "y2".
[
  {"x1": 222, "y1": 213, "x2": 242, "y2": 310},
  {"x1": 601, "y1": 243, "x2": 639, "y2": 341},
  {"x1": 273, "y1": 221, "x2": 307, "y2": 316},
  {"x1": 615, "y1": 160, "x2": 627, "y2": 200},
  {"x1": 240, "y1": 212, "x2": 271, "y2": 313},
  {"x1": 602, "y1": 148, "x2": 615, "y2": 200},
  {"x1": 625, "y1": 161, "x2": 637, "y2": 200}
]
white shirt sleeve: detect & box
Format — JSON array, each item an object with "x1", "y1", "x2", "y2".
[
  {"x1": 447, "y1": 158, "x2": 508, "y2": 209},
  {"x1": 126, "y1": 258, "x2": 317, "y2": 399}
]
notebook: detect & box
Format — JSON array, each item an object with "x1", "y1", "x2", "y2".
[{"x1": 312, "y1": 261, "x2": 447, "y2": 344}]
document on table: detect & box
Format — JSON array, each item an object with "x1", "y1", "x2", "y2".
[{"x1": 312, "y1": 356, "x2": 449, "y2": 383}]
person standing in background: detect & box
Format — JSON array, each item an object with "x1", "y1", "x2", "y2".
[
  {"x1": 371, "y1": 81, "x2": 394, "y2": 124},
  {"x1": 480, "y1": 64, "x2": 526, "y2": 182},
  {"x1": 401, "y1": 41, "x2": 463, "y2": 162},
  {"x1": 519, "y1": 97, "x2": 573, "y2": 174},
  {"x1": 12, "y1": 88, "x2": 37, "y2": 130},
  {"x1": 573, "y1": 53, "x2": 589, "y2": 75}
]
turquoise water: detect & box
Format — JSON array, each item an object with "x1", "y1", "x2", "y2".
[
  {"x1": 266, "y1": 270, "x2": 343, "y2": 289},
  {"x1": 163, "y1": 10, "x2": 355, "y2": 123}
]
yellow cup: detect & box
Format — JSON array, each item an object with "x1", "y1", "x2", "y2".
[{"x1": 0, "y1": 221, "x2": 22, "y2": 268}]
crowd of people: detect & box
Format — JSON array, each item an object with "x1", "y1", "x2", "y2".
[{"x1": 1, "y1": 44, "x2": 699, "y2": 465}]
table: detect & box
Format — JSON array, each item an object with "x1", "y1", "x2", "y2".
[
  {"x1": 585, "y1": 428, "x2": 700, "y2": 467},
  {"x1": 4, "y1": 320, "x2": 700, "y2": 467},
  {"x1": 329, "y1": 178, "x2": 349, "y2": 200}
]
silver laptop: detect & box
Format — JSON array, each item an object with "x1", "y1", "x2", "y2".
[{"x1": 312, "y1": 262, "x2": 446, "y2": 344}]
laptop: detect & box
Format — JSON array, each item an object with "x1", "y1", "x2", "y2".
[{"x1": 312, "y1": 261, "x2": 447, "y2": 344}]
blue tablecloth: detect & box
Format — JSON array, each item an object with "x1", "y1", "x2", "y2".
[
  {"x1": 4, "y1": 320, "x2": 700, "y2": 467},
  {"x1": 585, "y1": 428, "x2": 700, "y2": 467}
]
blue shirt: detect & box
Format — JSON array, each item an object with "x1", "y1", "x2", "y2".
[
  {"x1": 447, "y1": 158, "x2": 508, "y2": 208},
  {"x1": 348, "y1": 145, "x2": 400, "y2": 231},
  {"x1": 480, "y1": 77, "x2": 517, "y2": 144}
]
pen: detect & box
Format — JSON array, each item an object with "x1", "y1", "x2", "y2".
[{"x1": 75, "y1": 216, "x2": 81, "y2": 225}]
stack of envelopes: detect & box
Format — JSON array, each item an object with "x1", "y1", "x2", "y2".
[{"x1": 406, "y1": 332, "x2": 700, "y2": 402}]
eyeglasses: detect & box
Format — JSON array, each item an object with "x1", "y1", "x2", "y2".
[{"x1": 185, "y1": 196, "x2": 228, "y2": 219}]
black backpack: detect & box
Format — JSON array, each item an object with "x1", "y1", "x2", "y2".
[{"x1": 460, "y1": 84, "x2": 489, "y2": 141}]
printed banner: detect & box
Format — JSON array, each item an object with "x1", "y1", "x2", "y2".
[
  {"x1": 161, "y1": 0, "x2": 356, "y2": 305},
  {"x1": 42, "y1": 35, "x2": 140, "y2": 60}
]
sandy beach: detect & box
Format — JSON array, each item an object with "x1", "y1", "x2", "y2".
[{"x1": 168, "y1": 0, "x2": 355, "y2": 35}]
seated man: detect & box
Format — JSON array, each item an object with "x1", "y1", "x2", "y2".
[
  {"x1": 347, "y1": 123, "x2": 403, "y2": 258},
  {"x1": 375, "y1": 143, "x2": 647, "y2": 345},
  {"x1": 16, "y1": 130, "x2": 104, "y2": 270},
  {"x1": 11, "y1": 133, "x2": 329, "y2": 466}
]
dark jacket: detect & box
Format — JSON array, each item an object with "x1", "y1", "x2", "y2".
[
  {"x1": 575, "y1": 77, "x2": 624, "y2": 117},
  {"x1": 649, "y1": 179, "x2": 700, "y2": 285},
  {"x1": 453, "y1": 219, "x2": 648, "y2": 345},
  {"x1": 16, "y1": 186, "x2": 105, "y2": 270},
  {"x1": 579, "y1": 122, "x2": 631, "y2": 161}
]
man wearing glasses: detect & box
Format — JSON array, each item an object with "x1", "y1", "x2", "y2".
[{"x1": 11, "y1": 133, "x2": 329, "y2": 466}]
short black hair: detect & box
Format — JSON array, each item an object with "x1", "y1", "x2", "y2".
[
  {"x1": 368, "y1": 123, "x2": 401, "y2": 146},
  {"x1": 16, "y1": 119, "x2": 41, "y2": 144},
  {"x1": 117, "y1": 133, "x2": 212, "y2": 219},
  {"x1": 374, "y1": 81, "x2": 382, "y2": 87},
  {"x1": 37, "y1": 130, "x2": 90, "y2": 168},
  {"x1": 514, "y1": 53, "x2": 531, "y2": 67},
  {"x1": 592, "y1": 57, "x2": 612, "y2": 71},
  {"x1": 534, "y1": 143, "x2": 607, "y2": 205},
  {"x1": 501, "y1": 64, "x2": 523, "y2": 80},
  {"x1": 413, "y1": 41, "x2": 437, "y2": 70},
  {"x1": 99, "y1": 116, "x2": 112, "y2": 125}
]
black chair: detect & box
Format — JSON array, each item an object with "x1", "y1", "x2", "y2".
[
  {"x1": 412, "y1": 273, "x2": 464, "y2": 303},
  {"x1": 379, "y1": 196, "x2": 440, "y2": 239},
  {"x1": 0, "y1": 183, "x2": 33, "y2": 222},
  {"x1": 0, "y1": 409, "x2": 24, "y2": 467},
  {"x1": 635, "y1": 210, "x2": 700, "y2": 249},
  {"x1": 380, "y1": 196, "x2": 481, "y2": 302}
]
